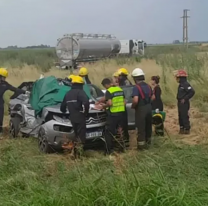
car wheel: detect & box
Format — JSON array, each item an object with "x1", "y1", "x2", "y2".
[
  {"x1": 38, "y1": 128, "x2": 52, "y2": 153},
  {"x1": 9, "y1": 117, "x2": 21, "y2": 138}
]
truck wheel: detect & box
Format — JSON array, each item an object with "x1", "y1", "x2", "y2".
[
  {"x1": 9, "y1": 117, "x2": 21, "y2": 138},
  {"x1": 38, "y1": 128, "x2": 53, "y2": 153}
]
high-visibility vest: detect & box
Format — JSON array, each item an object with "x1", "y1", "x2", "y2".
[{"x1": 107, "y1": 86, "x2": 125, "y2": 113}]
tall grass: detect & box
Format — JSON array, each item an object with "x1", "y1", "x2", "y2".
[
  {"x1": 154, "y1": 51, "x2": 208, "y2": 107},
  {"x1": 1, "y1": 47, "x2": 207, "y2": 108},
  {"x1": 1, "y1": 138, "x2": 208, "y2": 205},
  {"x1": 1, "y1": 47, "x2": 208, "y2": 205}
]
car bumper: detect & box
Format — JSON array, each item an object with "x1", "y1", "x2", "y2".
[{"x1": 41, "y1": 120, "x2": 105, "y2": 148}]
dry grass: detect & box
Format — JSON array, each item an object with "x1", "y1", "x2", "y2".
[
  {"x1": 2, "y1": 54, "x2": 208, "y2": 205},
  {"x1": 7, "y1": 59, "x2": 161, "y2": 87},
  {"x1": 4, "y1": 58, "x2": 207, "y2": 146}
]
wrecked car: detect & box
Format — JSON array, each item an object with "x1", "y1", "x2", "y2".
[{"x1": 9, "y1": 76, "x2": 106, "y2": 153}]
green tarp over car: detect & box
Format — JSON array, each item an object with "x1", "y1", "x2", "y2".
[{"x1": 29, "y1": 76, "x2": 91, "y2": 116}]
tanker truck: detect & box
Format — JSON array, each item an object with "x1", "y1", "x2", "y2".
[{"x1": 55, "y1": 33, "x2": 121, "y2": 69}]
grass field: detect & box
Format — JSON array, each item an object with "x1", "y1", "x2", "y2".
[{"x1": 1, "y1": 46, "x2": 208, "y2": 205}]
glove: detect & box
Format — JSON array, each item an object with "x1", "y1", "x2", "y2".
[{"x1": 25, "y1": 91, "x2": 30, "y2": 95}]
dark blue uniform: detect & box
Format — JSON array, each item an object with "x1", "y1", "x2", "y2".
[
  {"x1": 177, "y1": 79, "x2": 195, "y2": 133},
  {"x1": 132, "y1": 82, "x2": 152, "y2": 149},
  {"x1": 0, "y1": 80, "x2": 25, "y2": 133},
  {"x1": 60, "y1": 84, "x2": 89, "y2": 143}
]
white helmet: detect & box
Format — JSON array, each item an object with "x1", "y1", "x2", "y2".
[{"x1": 131, "y1": 68, "x2": 145, "y2": 77}]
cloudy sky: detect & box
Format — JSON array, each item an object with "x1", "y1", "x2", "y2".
[{"x1": 0, "y1": 0, "x2": 207, "y2": 47}]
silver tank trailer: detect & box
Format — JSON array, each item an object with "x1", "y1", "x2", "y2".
[{"x1": 56, "y1": 33, "x2": 121, "y2": 62}]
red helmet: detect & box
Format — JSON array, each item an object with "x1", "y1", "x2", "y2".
[{"x1": 175, "y1": 69, "x2": 188, "y2": 77}]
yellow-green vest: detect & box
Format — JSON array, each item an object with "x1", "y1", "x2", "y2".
[{"x1": 107, "y1": 86, "x2": 125, "y2": 113}]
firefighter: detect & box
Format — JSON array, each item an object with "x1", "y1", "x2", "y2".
[
  {"x1": 60, "y1": 75, "x2": 90, "y2": 153},
  {"x1": 0, "y1": 68, "x2": 27, "y2": 137},
  {"x1": 117, "y1": 68, "x2": 132, "y2": 86},
  {"x1": 131, "y1": 68, "x2": 153, "y2": 150},
  {"x1": 175, "y1": 69, "x2": 195, "y2": 134},
  {"x1": 79, "y1": 67, "x2": 92, "y2": 84},
  {"x1": 112, "y1": 71, "x2": 119, "y2": 86},
  {"x1": 150, "y1": 75, "x2": 164, "y2": 136},
  {"x1": 100, "y1": 78, "x2": 127, "y2": 155},
  {"x1": 115, "y1": 69, "x2": 131, "y2": 144},
  {"x1": 67, "y1": 74, "x2": 75, "y2": 82}
]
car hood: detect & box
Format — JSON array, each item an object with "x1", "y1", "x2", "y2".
[{"x1": 43, "y1": 104, "x2": 104, "y2": 114}]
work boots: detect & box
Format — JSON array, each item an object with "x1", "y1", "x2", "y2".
[
  {"x1": 179, "y1": 127, "x2": 184, "y2": 134},
  {"x1": 184, "y1": 129, "x2": 190, "y2": 135},
  {"x1": 179, "y1": 128, "x2": 190, "y2": 135},
  {"x1": 137, "y1": 141, "x2": 148, "y2": 151}
]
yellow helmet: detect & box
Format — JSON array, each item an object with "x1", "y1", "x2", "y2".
[
  {"x1": 0, "y1": 68, "x2": 8, "y2": 78},
  {"x1": 68, "y1": 74, "x2": 75, "y2": 80},
  {"x1": 113, "y1": 71, "x2": 119, "y2": 77},
  {"x1": 79, "y1": 67, "x2": 88, "y2": 76},
  {"x1": 118, "y1": 68, "x2": 128, "y2": 76},
  {"x1": 71, "y1": 75, "x2": 84, "y2": 84}
]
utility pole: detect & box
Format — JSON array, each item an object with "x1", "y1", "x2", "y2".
[{"x1": 181, "y1": 9, "x2": 190, "y2": 48}]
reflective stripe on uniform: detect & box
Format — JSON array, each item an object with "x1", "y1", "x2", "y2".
[
  {"x1": 138, "y1": 141, "x2": 146, "y2": 146},
  {"x1": 107, "y1": 86, "x2": 125, "y2": 113},
  {"x1": 67, "y1": 100, "x2": 77, "y2": 103}
]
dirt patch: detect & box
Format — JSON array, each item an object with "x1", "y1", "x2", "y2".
[
  {"x1": 128, "y1": 105, "x2": 208, "y2": 147},
  {"x1": 164, "y1": 106, "x2": 208, "y2": 145}
]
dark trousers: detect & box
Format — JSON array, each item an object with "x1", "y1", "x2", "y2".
[
  {"x1": 135, "y1": 104, "x2": 152, "y2": 144},
  {"x1": 105, "y1": 113, "x2": 127, "y2": 152},
  {"x1": 178, "y1": 101, "x2": 190, "y2": 130},
  {"x1": 123, "y1": 110, "x2": 130, "y2": 141},
  {"x1": 0, "y1": 106, "x2": 4, "y2": 133},
  {"x1": 71, "y1": 120, "x2": 86, "y2": 144}
]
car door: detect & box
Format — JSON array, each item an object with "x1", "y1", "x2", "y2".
[
  {"x1": 121, "y1": 86, "x2": 135, "y2": 130},
  {"x1": 88, "y1": 84, "x2": 104, "y2": 99}
]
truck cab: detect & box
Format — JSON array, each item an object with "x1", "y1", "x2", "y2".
[
  {"x1": 119, "y1": 39, "x2": 146, "y2": 56},
  {"x1": 132, "y1": 39, "x2": 145, "y2": 55}
]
